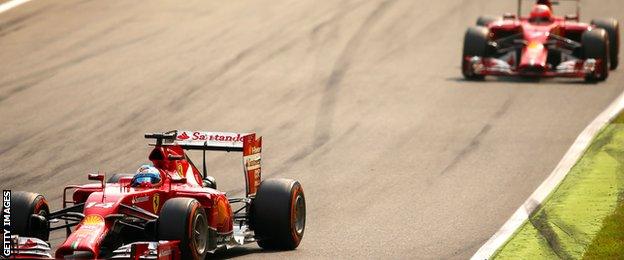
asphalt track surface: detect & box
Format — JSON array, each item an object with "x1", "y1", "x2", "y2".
[{"x1": 1, "y1": 0, "x2": 623, "y2": 259}]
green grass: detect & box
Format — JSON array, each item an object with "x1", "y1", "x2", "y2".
[
  {"x1": 494, "y1": 113, "x2": 624, "y2": 259},
  {"x1": 583, "y1": 197, "x2": 624, "y2": 258}
]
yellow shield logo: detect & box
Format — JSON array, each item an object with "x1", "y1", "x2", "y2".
[
  {"x1": 83, "y1": 214, "x2": 104, "y2": 226},
  {"x1": 177, "y1": 163, "x2": 185, "y2": 178},
  {"x1": 153, "y1": 193, "x2": 160, "y2": 212}
]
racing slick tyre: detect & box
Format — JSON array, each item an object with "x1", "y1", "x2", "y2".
[
  {"x1": 157, "y1": 198, "x2": 209, "y2": 260},
  {"x1": 1, "y1": 191, "x2": 50, "y2": 241},
  {"x1": 462, "y1": 26, "x2": 490, "y2": 80},
  {"x1": 591, "y1": 18, "x2": 620, "y2": 70},
  {"x1": 106, "y1": 173, "x2": 136, "y2": 183},
  {"x1": 583, "y1": 28, "x2": 610, "y2": 82},
  {"x1": 252, "y1": 178, "x2": 305, "y2": 250}
]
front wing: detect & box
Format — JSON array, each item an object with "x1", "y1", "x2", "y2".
[
  {"x1": 464, "y1": 56, "x2": 603, "y2": 78},
  {"x1": 5, "y1": 235, "x2": 181, "y2": 260}
]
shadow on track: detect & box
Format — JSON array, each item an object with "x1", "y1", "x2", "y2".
[
  {"x1": 446, "y1": 76, "x2": 600, "y2": 85},
  {"x1": 210, "y1": 246, "x2": 278, "y2": 259}
]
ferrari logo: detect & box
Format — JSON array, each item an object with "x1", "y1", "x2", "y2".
[
  {"x1": 177, "y1": 163, "x2": 184, "y2": 178},
  {"x1": 153, "y1": 193, "x2": 160, "y2": 212}
]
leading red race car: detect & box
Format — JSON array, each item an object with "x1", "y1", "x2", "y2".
[
  {"x1": 1, "y1": 130, "x2": 306, "y2": 259},
  {"x1": 462, "y1": 0, "x2": 620, "y2": 82}
]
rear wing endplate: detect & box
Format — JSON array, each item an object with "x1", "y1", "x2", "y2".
[{"x1": 145, "y1": 130, "x2": 263, "y2": 196}]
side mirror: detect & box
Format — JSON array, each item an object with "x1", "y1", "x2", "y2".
[
  {"x1": 170, "y1": 177, "x2": 187, "y2": 183},
  {"x1": 88, "y1": 173, "x2": 105, "y2": 181},
  {"x1": 88, "y1": 173, "x2": 106, "y2": 189},
  {"x1": 503, "y1": 13, "x2": 516, "y2": 20},
  {"x1": 202, "y1": 176, "x2": 217, "y2": 189},
  {"x1": 565, "y1": 14, "x2": 579, "y2": 21},
  {"x1": 168, "y1": 154, "x2": 184, "y2": 160}
]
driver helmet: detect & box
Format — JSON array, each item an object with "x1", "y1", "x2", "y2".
[
  {"x1": 536, "y1": 0, "x2": 553, "y2": 9},
  {"x1": 529, "y1": 4, "x2": 553, "y2": 24},
  {"x1": 131, "y1": 165, "x2": 161, "y2": 187}
]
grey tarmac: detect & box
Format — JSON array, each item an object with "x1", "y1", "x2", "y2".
[{"x1": 1, "y1": 0, "x2": 623, "y2": 259}]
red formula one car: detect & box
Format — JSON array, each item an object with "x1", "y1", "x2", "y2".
[
  {"x1": 1, "y1": 131, "x2": 306, "y2": 259},
  {"x1": 462, "y1": 0, "x2": 620, "y2": 82}
]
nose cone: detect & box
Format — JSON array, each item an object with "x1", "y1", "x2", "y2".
[
  {"x1": 519, "y1": 41, "x2": 548, "y2": 72},
  {"x1": 55, "y1": 214, "x2": 108, "y2": 259}
]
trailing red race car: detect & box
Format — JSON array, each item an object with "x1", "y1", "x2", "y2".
[
  {"x1": 1, "y1": 130, "x2": 306, "y2": 259},
  {"x1": 462, "y1": 0, "x2": 620, "y2": 82}
]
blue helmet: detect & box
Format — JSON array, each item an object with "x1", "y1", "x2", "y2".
[{"x1": 131, "y1": 165, "x2": 161, "y2": 187}]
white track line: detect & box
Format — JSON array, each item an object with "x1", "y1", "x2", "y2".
[
  {"x1": 472, "y1": 89, "x2": 624, "y2": 260},
  {"x1": 0, "y1": 0, "x2": 33, "y2": 14}
]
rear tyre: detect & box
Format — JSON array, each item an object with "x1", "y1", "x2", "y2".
[
  {"x1": 592, "y1": 18, "x2": 620, "y2": 70},
  {"x1": 583, "y1": 28, "x2": 610, "y2": 82},
  {"x1": 157, "y1": 198, "x2": 209, "y2": 260},
  {"x1": 462, "y1": 26, "x2": 490, "y2": 80},
  {"x1": 252, "y1": 178, "x2": 305, "y2": 250},
  {"x1": 476, "y1": 16, "x2": 500, "y2": 27},
  {"x1": 2, "y1": 191, "x2": 50, "y2": 241}
]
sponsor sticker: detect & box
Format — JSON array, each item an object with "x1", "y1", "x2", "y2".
[
  {"x1": 82, "y1": 215, "x2": 104, "y2": 226},
  {"x1": 245, "y1": 156, "x2": 261, "y2": 171},
  {"x1": 73, "y1": 229, "x2": 92, "y2": 238},
  {"x1": 160, "y1": 248, "x2": 171, "y2": 256},
  {"x1": 177, "y1": 131, "x2": 245, "y2": 143},
  {"x1": 243, "y1": 134, "x2": 262, "y2": 195},
  {"x1": 177, "y1": 132, "x2": 190, "y2": 140},
  {"x1": 132, "y1": 196, "x2": 150, "y2": 204},
  {"x1": 2, "y1": 190, "x2": 11, "y2": 258}
]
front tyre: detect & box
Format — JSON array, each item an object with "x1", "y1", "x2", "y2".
[
  {"x1": 2, "y1": 191, "x2": 50, "y2": 241},
  {"x1": 157, "y1": 198, "x2": 209, "y2": 260},
  {"x1": 462, "y1": 26, "x2": 490, "y2": 80},
  {"x1": 583, "y1": 28, "x2": 610, "y2": 82},
  {"x1": 252, "y1": 178, "x2": 306, "y2": 250},
  {"x1": 592, "y1": 18, "x2": 620, "y2": 70}
]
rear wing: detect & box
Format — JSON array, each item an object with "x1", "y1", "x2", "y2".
[
  {"x1": 145, "y1": 130, "x2": 263, "y2": 196},
  {"x1": 517, "y1": 0, "x2": 580, "y2": 19}
]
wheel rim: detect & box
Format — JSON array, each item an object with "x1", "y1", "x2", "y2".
[
  {"x1": 192, "y1": 213, "x2": 208, "y2": 255},
  {"x1": 294, "y1": 194, "x2": 306, "y2": 236}
]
